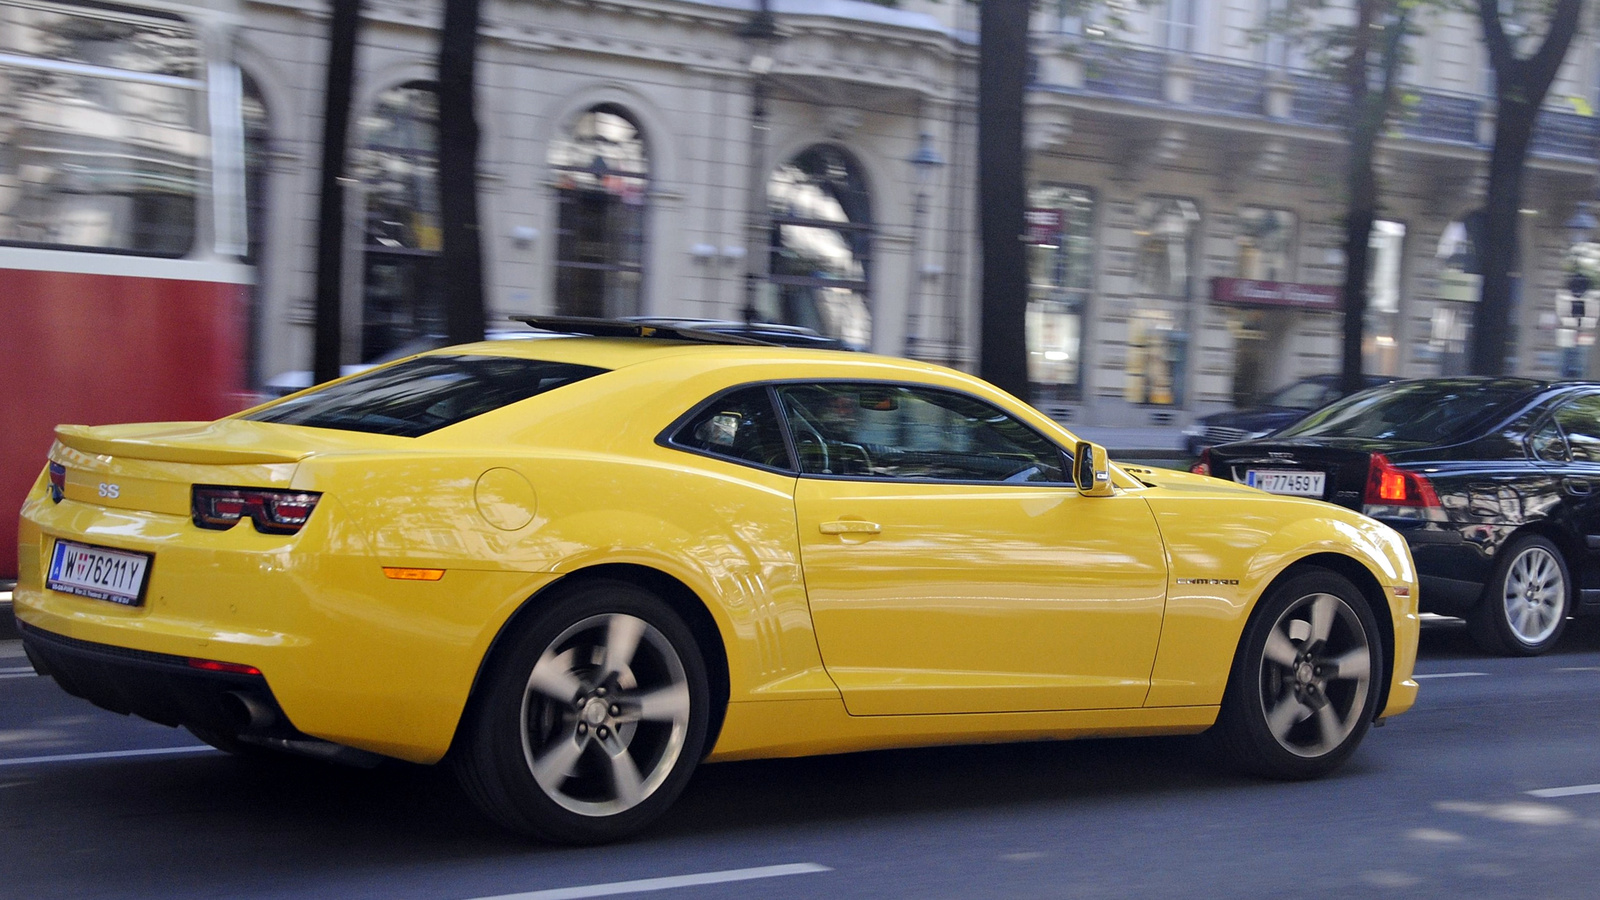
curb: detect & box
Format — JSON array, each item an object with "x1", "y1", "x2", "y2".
[{"x1": 1, "y1": 581, "x2": 15, "y2": 642}]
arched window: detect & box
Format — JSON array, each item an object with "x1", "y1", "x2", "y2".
[
  {"x1": 549, "y1": 105, "x2": 649, "y2": 318},
  {"x1": 766, "y1": 145, "x2": 873, "y2": 349},
  {"x1": 358, "y1": 82, "x2": 440, "y2": 362}
]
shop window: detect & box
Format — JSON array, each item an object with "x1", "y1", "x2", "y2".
[
  {"x1": 358, "y1": 82, "x2": 441, "y2": 362},
  {"x1": 1026, "y1": 185, "x2": 1094, "y2": 403},
  {"x1": 766, "y1": 144, "x2": 873, "y2": 349},
  {"x1": 1129, "y1": 197, "x2": 1199, "y2": 406},
  {"x1": 1364, "y1": 220, "x2": 1406, "y2": 376},
  {"x1": 549, "y1": 105, "x2": 649, "y2": 319},
  {"x1": 1236, "y1": 207, "x2": 1296, "y2": 282},
  {"x1": 1431, "y1": 218, "x2": 1478, "y2": 374}
]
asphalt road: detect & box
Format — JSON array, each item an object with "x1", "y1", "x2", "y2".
[{"x1": 4, "y1": 619, "x2": 1600, "y2": 900}]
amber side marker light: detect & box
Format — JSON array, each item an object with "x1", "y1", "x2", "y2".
[
  {"x1": 383, "y1": 567, "x2": 446, "y2": 581},
  {"x1": 187, "y1": 658, "x2": 262, "y2": 676}
]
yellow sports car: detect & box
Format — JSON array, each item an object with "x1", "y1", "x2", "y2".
[{"x1": 15, "y1": 319, "x2": 1419, "y2": 843}]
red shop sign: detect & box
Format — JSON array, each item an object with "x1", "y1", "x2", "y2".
[{"x1": 1211, "y1": 277, "x2": 1341, "y2": 310}]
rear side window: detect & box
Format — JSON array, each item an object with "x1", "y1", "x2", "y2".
[
  {"x1": 247, "y1": 355, "x2": 606, "y2": 436},
  {"x1": 668, "y1": 387, "x2": 793, "y2": 471},
  {"x1": 1278, "y1": 380, "x2": 1534, "y2": 446}
]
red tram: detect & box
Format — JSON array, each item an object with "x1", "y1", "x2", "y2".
[{"x1": 1, "y1": 0, "x2": 252, "y2": 578}]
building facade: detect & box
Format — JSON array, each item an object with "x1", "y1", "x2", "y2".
[{"x1": 235, "y1": 0, "x2": 1600, "y2": 428}]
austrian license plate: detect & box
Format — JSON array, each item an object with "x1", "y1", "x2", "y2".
[
  {"x1": 1245, "y1": 469, "x2": 1326, "y2": 497},
  {"x1": 46, "y1": 539, "x2": 152, "y2": 607}
]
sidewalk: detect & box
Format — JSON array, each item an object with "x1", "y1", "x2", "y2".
[{"x1": 1, "y1": 581, "x2": 15, "y2": 641}]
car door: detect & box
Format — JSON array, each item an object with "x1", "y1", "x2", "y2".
[
  {"x1": 1529, "y1": 391, "x2": 1600, "y2": 607},
  {"x1": 778, "y1": 382, "x2": 1168, "y2": 716}
]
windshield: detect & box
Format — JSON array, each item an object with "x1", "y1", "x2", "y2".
[
  {"x1": 1276, "y1": 379, "x2": 1536, "y2": 445},
  {"x1": 247, "y1": 355, "x2": 606, "y2": 437},
  {"x1": 1265, "y1": 380, "x2": 1336, "y2": 410}
]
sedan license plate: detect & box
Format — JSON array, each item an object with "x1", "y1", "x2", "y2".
[
  {"x1": 46, "y1": 539, "x2": 152, "y2": 607},
  {"x1": 1245, "y1": 469, "x2": 1326, "y2": 497}
]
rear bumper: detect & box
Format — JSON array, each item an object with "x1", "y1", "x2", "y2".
[
  {"x1": 17, "y1": 484, "x2": 558, "y2": 764},
  {"x1": 19, "y1": 618, "x2": 283, "y2": 735}
]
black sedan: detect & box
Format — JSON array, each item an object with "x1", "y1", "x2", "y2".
[
  {"x1": 1197, "y1": 377, "x2": 1600, "y2": 656},
  {"x1": 1182, "y1": 374, "x2": 1399, "y2": 456}
]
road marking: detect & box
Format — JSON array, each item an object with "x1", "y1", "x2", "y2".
[
  {"x1": 465, "y1": 863, "x2": 832, "y2": 900},
  {"x1": 1414, "y1": 672, "x2": 1487, "y2": 679},
  {"x1": 1557, "y1": 666, "x2": 1600, "y2": 672},
  {"x1": 0, "y1": 746, "x2": 215, "y2": 767},
  {"x1": 1527, "y1": 784, "x2": 1600, "y2": 799},
  {"x1": 0, "y1": 672, "x2": 37, "y2": 679}
]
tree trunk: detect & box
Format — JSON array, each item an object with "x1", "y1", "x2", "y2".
[
  {"x1": 1340, "y1": 138, "x2": 1377, "y2": 396},
  {"x1": 312, "y1": 0, "x2": 362, "y2": 385},
  {"x1": 976, "y1": 0, "x2": 1029, "y2": 400},
  {"x1": 1469, "y1": 0, "x2": 1584, "y2": 375},
  {"x1": 1470, "y1": 104, "x2": 1534, "y2": 375},
  {"x1": 438, "y1": 0, "x2": 485, "y2": 345}
]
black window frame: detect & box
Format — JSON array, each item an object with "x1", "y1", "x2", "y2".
[
  {"x1": 659, "y1": 384, "x2": 798, "y2": 475},
  {"x1": 771, "y1": 379, "x2": 1073, "y2": 486},
  {"x1": 658, "y1": 378, "x2": 1075, "y2": 486}
]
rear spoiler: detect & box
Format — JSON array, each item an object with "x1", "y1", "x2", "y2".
[{"x1": 54, "y1": 424, "x2": 311, "y2": 466}]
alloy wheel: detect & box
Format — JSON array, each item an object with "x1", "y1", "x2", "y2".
[
  {"x1": 519, "y1": 613, "x2": 692, "y2": 817},
  {"x1": 1499, "y1": 545, "x2": 1565, "y2": 646},
  {"x1": 1255, "y1": 592, "x2": 1373, "y2": 759}
]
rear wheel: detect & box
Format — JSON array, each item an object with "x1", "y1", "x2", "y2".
[
  {"x1": 1210, "y1": 570, "x2": 1381, "y2": 779},
  {"x1": 1469, "y1": 535, "x2": 1570, "y2": 657},
  {"x1": 454, "y1": 580, "x2": 710, "y2": 843}
]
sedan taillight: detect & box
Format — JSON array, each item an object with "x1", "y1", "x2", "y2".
[
  {"x1": 1190, "y1": 448, "x2": 1211, "y2": 477},
  {"x1": 1363, "y1": 454, "x2": 1439, "y2": 508},
  {"x1": 192, "y1": 486, "x2": 322, "y2": 534}
]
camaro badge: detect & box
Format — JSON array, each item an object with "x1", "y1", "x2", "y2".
[{"x1": 1175, "y1": 578, "x2": 1240, "y2": 585}]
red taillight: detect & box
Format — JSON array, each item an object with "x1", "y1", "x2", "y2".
[
  {"x1": 1191, "y1": 448, "x2": 1211, "y2": 477},
  {"x1": 192, "y1": 486, "x2": 322, "y2": 534},
  {"x1": 1364, "y1": 454, "x2": 1439, "y2": 507},
  {"x1": 186, "y1": 657, "x2": 262, "y2": 676}
]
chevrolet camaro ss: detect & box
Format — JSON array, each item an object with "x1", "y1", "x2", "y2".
[{"x1": 15, "y1": 321, "x2": 1420, "y2": 842}]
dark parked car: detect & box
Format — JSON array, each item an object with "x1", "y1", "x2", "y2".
[
  {"x1": 1183, "y1": 374, "x2": 1399, "y2": 456},
  {"x1": 1197, "y1": 377, "x2": 1600, "y2": 656}
]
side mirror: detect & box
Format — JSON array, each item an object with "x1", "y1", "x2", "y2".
[{"x1": 1073, "y1": 441, "x2": 1114, "y2": 497}]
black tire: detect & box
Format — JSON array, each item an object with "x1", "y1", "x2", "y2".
[
  {"x1": 1209, "y1": 569, "x2": 1382, "y2": 780},
  {"x1": 1468, "y1": 534, "x2": 1570, "y2": 657},
  {"x1": 453, "y1": 579, "x2": 711, "y2": 844}
]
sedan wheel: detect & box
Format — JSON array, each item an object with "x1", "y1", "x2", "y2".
[
  {"x1": 1470, "y1": 535, "x2": 1570, "y2": 657},
  {"x1": 1210, "y1": 570, "x2": 1381, "y2": 779},
  {"x1": 454, "y1": 580, "x2": 710, "y2": 843}
]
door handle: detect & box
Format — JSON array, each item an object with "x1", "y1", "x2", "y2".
[
  {"x1": 820, "y1": 520, "x2": 882, "y2": 535},
  {"x1": 1565, "y1": 478, "x2": 1592, "y2": 496}
]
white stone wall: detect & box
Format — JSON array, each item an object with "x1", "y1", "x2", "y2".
[{"x1": 233, "y1": 0, "x2": 1598, "y2": 428}]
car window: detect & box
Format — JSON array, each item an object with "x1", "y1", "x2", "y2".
[
  {"x1": 774, "y1": 383, "x2": 1066, "y2": 483},
  {"x1": 1278, "y1": 379, "x2": 1535, "y2": 446},
  {"x1": 1268, "y1": 380, "x2": 1334, "y2": 410},
  {"x1": 669, "y1": 387, "x2": 792, "y2": 470},
  {"x1": 1529, "y1": 417, "x2": 1570, "y2": 463},
  {"x1": 246, "y1": 355, "x2": 606, "y2": 437},
  {"x1": 1552, "y1": 395, "x2": 1600, "y2": 463}
]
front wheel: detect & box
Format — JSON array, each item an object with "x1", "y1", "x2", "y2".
[
  {"x1": 1210, "y1": 570, "x2": 1382, "y2": 779},
  {"x1": 453, "y1": 580, "x2": 711, "y2": 843},
  {"x1": 1469, "y1": 534, "x2": 1570, "y2": 657}
]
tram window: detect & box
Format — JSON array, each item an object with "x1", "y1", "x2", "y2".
[{"x1": 0, "y1": 4, "x2": 204, "y2": 256}]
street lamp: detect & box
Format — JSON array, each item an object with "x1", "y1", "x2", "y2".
[
  {"x1": 739, "y1": 0, "x2": 781, "y2": 327},
  {"x1": 904, "y1": 131, "x2": 945, "y2": 358}
]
